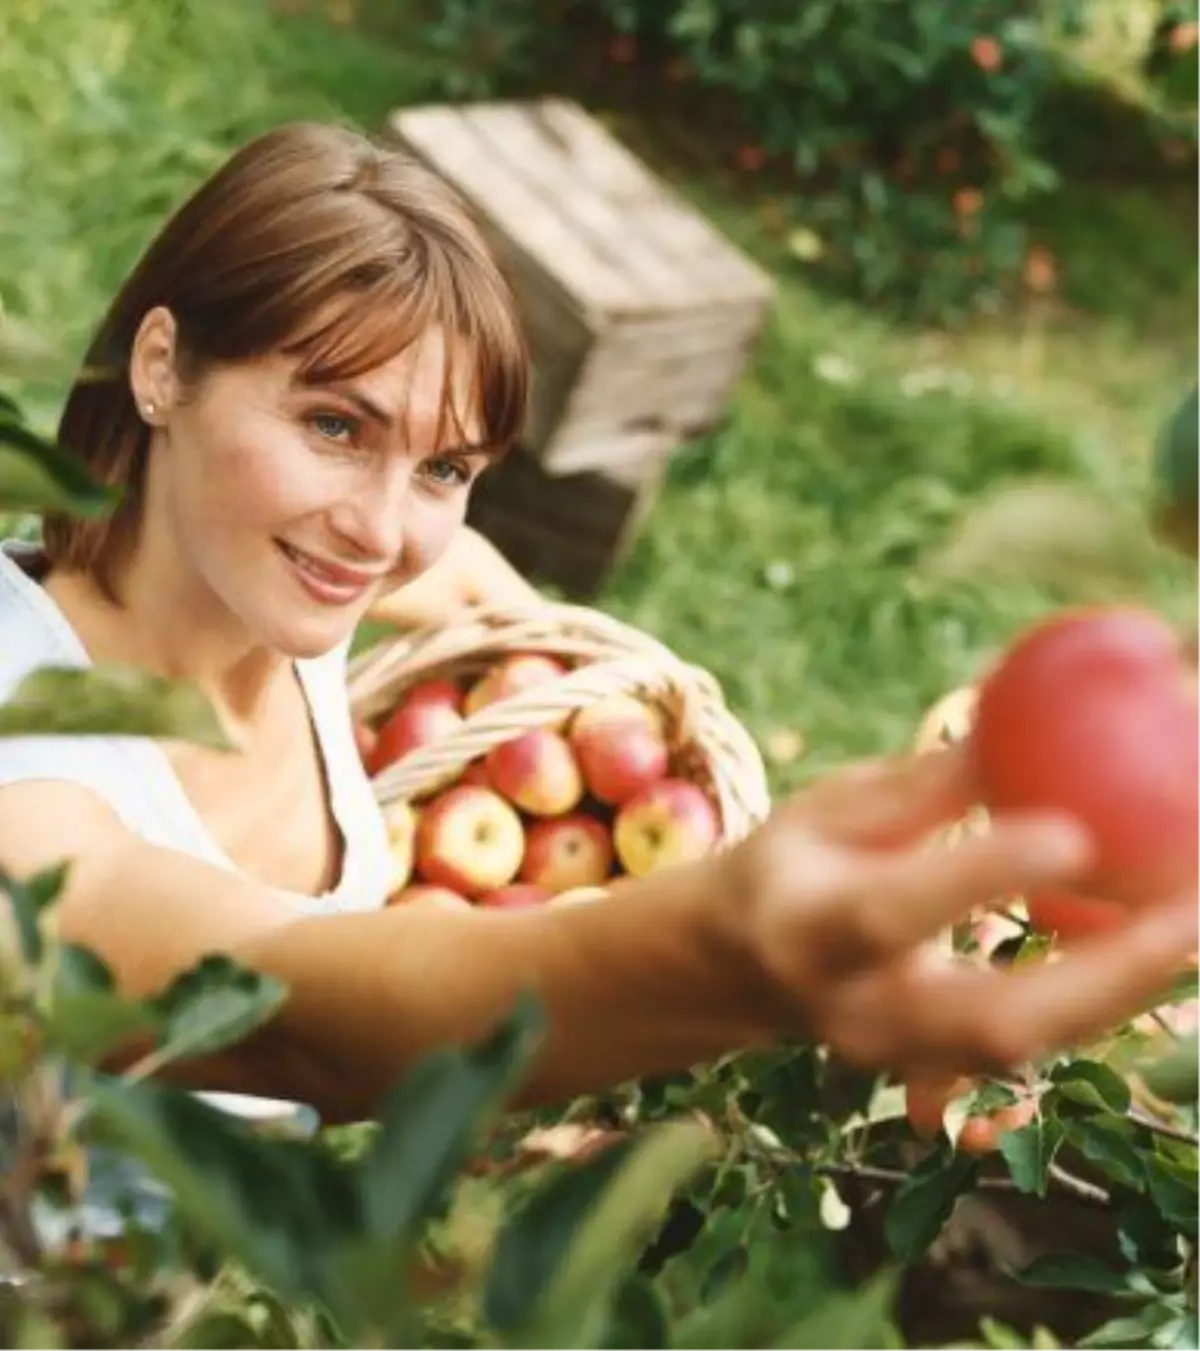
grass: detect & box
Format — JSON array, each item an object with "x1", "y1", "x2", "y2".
[{"x1": 1, "y1": 0, "x2": 1195, "y2": 794}]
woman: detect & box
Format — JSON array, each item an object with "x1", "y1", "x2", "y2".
[{"x1": 0, "y1": 122, "x2": 1193, "y2": 1124}]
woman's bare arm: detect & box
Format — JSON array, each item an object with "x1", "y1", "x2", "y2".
[{"x1": 0, "y1": 779, "x2": 774, "y2": 1120}]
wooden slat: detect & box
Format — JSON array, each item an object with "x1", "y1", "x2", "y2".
[{"x1": 385, "y1": 106, "x2": 638, "y2": 319}]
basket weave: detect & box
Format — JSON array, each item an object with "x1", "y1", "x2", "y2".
[{"x1": 347, "y1": 601, "x2": 772, "y2": 847}]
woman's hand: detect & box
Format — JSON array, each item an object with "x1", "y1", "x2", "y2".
[{"x1": 726, "y1": 742, "x2": 1198, "y2": 1082}]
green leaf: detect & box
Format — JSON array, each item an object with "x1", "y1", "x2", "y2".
[
  {"x1": 0, "y1": 666, "x2": 235, "y2": 750},
  {"x1": 999, "y1": 1117, "x2": 1060, "y2": 1197},
  {"x1": 1145, "y1": 1156, "x2": 1199, "y2": 1239},
  {"x1": 1016, "y1": 1252, "x2": 1135, "y2": 1295},
  {"x1": 44, "y1": 944, "x2": 160, "y2": 1064},
  {"x1": 149, "y1": 955, "x2": 288, "y2": 1064},
  {"x1": 0, "y1": 414, "x2": 119, "y2": 516},
  {"x1": 1080, "y1": 1314, "x2": 1162, "y2": 1348},
  {"x1": 1141, "y1": 1036, "x2": 1199, "y2": 1105},
  {"x1": 1, "y1": 862, "x2": 70, "y2": 966},
  {"x1": 1051, "y1": 1060, "x2": 1132, "y2": 1115},
  {"x1": 1067, "y1": 1117, "x2": 1147, "y2": 1189},
  {"x1": 87, "y1": 1076, "x2": 363, "y2": 1311},
  {"x1": 771, "y1": 1268, "x2": 901, "y2": 1348},
  {"x1": 883, "y1": 1144, "x2": 978, "y2": 1262},
  {"x1": 362, "y1": 991, "x2": 543, "y2": 1243},
  {"x1": 486, "y1": 1119, "x2": 718, "y2": 1348},
  {"x1": 600, "y1": 1273, "x2": 671, "y2": 1350}
]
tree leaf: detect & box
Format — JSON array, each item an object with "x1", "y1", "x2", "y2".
[
  {"x1": 1145, "y1": 1156, "x2": 1198, "y2": 1239},
  {"x1": 362, "y1": 991, "x2": 543, "y2": 1244},
  {"x1": 486, "y1": 1119, "x2": 718, "y2": 1348},
  {"x1": 1080, "y1": 1313, "x2": 1163, "y2": 1348},
  {"x1": 149, "y1": 956, "x2": 287, "y2": 1064},
  {"x1": 1016, "y1": 1252, "x2": 1136, "y2": 1295},
  {"x1": 0, "y1": 414, "x2": 119, "y2": 516},
  {"x1": 999, "y1": 1117, "x2": 1060, "y2": 1197},
  {"x1": 1067, "y1": 1117, "x2": 1147, "y2": 1189},
  {"x1": 929, "y1": 480, "x2": 1162, "y2": 596},
  {"x1": 44, "y1": 944, "x2": 160, "y2": 1065},
  {"x1": 0, "y1": 666, "x2": 235, "y2": 750},
  {"x1": 0, "y1": 862, "x2": 68, "y2": 964},
  {"x1": 883, "y1": 1144, "x2": 978, "y2": 1262},
  {"x1": 86, "y1": 1076, "x2": 363, "y2": 1310},
  {"x1": 1140, "y1": 1036, "x2": 1199, "y2": 1104},
  {"x1": 771, "y1": 1268, "x2": 901, "y2": 1348},
  {"x1": 1050, "y1": 1059, "x2": 1132, "y2": 1115}
]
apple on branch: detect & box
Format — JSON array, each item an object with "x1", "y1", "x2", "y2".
[
  {"x1": 614, "y1": 778, "x2": 720, "y2": 877},
  {"x1": 521, "y1": 813, "x2": 614, "y2": 892},
  {"x1": 415, "y1": 785, "x2": 526, "y2": 899}
]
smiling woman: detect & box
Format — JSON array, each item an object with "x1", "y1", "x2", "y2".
[{"x1": 0, "y1": 121, "x2": 1194, "y2": 1127}]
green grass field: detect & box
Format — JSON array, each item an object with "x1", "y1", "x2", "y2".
[{"x1": 2, "y1": 0, "x2": 1195, "y2": 792}]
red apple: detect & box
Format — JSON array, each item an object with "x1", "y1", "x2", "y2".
[
  {"x1": 369, "y1": 699, "x2": 464, "y2": 776},
  {"x1": 521, "y1": 813, "x2": 614, "y2": 892},
  {"x1": 390, "y1": 883, "x2": 473, "y2": 911},
  {"x1": 464, "y1": 653, "x2": 568, "y2": 717},
  {"x1": 415, "y1": 785, "x2": 525, "y2": 898},
  {"x1": 402, "y1": 678, "x2": 464, "y2": 716},
  {"x1": 614, "y1": 778, "x2": 720, "y2": 877},
  {"x1": 460, "y1": 759, "x2": 491, "y2": 788},
  {"x1": 479, "y1": 883, "x2": 552, "y2": 910},
  {"x1": 571, "y1": 694, "x2": 665, "y2": 742},
  {"x1": 353, "y1": 719, "x2": 379, "y2": 767},
  {"x1": 381, "y1": 799, "x2": 417, "y2": 895},
  {"x1": 971, "y1": 607, "x2": 1198, "y2": 908},
  {"x1": 1025, "y1": 888, "x2": 1127, "y2": 943},
  {"x1": 486, "y1": 729, "x2": 584, "y2": 817},
  {"x1": 572, "y1": 716, "x2": 669, "y2": 805}
]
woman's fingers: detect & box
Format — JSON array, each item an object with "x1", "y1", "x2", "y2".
[
  {"x1": 898, "y1": 894, "x2": 1199, "y2": 1075},
  {"x1": 799, "y1": 743, "x2": 984, "y2": 849},
  {"x1": 823, "y1": 812, "x2": 1093, "y2": 965}
]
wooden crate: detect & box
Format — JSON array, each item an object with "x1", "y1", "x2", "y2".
[
  {"x1": 466, "y1": 446, "x2": 664, "y2": 599},
  {"x1": 383, "y1": 98, "x2": 774, "y2": 478}
]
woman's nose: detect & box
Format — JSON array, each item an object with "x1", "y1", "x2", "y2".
[{"x1": 330, "y1": 462, "x2": 412, "y2": 563}]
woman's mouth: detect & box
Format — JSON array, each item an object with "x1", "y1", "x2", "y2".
[{"x1": 276, "y1": 540, "x2": 377, "y2": 606}]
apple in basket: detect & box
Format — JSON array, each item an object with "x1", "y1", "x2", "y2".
[
  {"x1": 369, "y1": 686, "x2": 465, "y2": 777},
  {"x1": 390, "y1": 883, "x2": 473, "y2": 911},
  {"x1": 464, "y1": 653, "x2": 568, "y2": 717},
  {"x1": 382, "y1": 799, "x2": 418, "y2": 895},
  {"x1": 521, "y1": 813, "x2": 614, "y2": 892},
  {"x1": 478, "y1": 883, "x2": 553, "y2": 910},
  {"x1": 569, "y1": 694, "x2": 670, "y2": 805},
  {"x1": 415, "y1": 785, "x2": 526, "y2": 899},
  {"x1": 486, "y1": 729, "x2": 585, "y2": 817},
  {"x1": 614, "y1": 778, "x2": 721, "y2": 877}
]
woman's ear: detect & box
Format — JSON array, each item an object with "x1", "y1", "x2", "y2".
[{"x1": 128, "y1": 305, "x2": 181, "y2": 425}]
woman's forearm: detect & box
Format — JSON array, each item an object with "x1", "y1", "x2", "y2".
[{"x1": 236, "y1": 856, "x2": 785, "y2": 1121}]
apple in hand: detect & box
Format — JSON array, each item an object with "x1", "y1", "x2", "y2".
[
  {"x1": 971, "y1": 606, "x2": 1198, "y2": 908},
  {"x1": 521, "y1": 813, "x2": 614, "y2": 892},
  {"x1": 479, "y1": 883, "x2": 552, "y2": 910},
  {"x1": 415, "y1": 785, "x2": 526, "y2": 898},
  {"x1": 614, "y1": 778, "x2": 720, "y2": 877},
  {"x1": 391, "y1": 883, "x2": 473, "y2": 911},
  {"x1": 486, "y1": 729, "x2": 584, "y2": 817},
  {"x1": 464, "y1": 653, "x2": 567, "y2": 716}
]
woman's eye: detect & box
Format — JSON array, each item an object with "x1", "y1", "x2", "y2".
[
  {"x1": 311, "y1": 412, "x2": 358, "y2": 443},
  {"x1": 423, "y1": 457, "x2": 471, "y2": 487}
]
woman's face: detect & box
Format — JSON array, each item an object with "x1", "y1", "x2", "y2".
[{"x1": 139, "y1": 321, "x2": 490, "y2": 659}]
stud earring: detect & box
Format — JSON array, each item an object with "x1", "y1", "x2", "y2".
[{"x1": 143, "y1": 402, "x2": 156, "y2": 419}]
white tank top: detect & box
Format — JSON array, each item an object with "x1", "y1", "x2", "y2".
[{"x1": 0, "y1": 539, "x2": 392, "y2": 915}]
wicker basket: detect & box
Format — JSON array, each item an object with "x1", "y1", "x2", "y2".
[{"x1": 346, "y1": 601, "x2": 772, "y2": 849}]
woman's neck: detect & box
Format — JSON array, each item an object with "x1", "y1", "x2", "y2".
[{"x1": 42, "y1": 563, "x2": 291, "y2": 734}]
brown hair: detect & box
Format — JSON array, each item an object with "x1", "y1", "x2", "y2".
[{"x1": 45, "y1": 121, "x2": 529, "y2": 600}]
